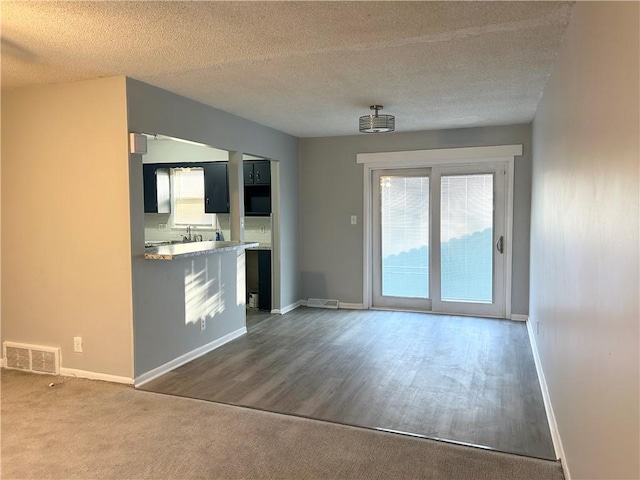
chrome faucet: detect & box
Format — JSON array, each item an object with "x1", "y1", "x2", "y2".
[{"x1": 183, "y1": 225, "x2": 192, "y2": 242}]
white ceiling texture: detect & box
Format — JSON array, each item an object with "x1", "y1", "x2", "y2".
[{"x1": 1, "y1": 1, "x2": 574, "y2": 138}]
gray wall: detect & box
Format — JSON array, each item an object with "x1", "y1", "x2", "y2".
[
  {"x1": 300, "y1": 124, "x2": 532, "y2": 314},
  {"x1": 126, "y1": 79, "x2": 300, "y2": 377},
  {"x1": 530, "y1": 2, "x2": 639, "y2": 479}
]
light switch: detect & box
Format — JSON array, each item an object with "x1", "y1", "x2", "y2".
[{"x1": 351, "y1": 215, "x2": 357, "y2": 225}]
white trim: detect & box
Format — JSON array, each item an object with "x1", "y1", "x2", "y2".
[
  {"x1": 511, "y1": 314, "x2": 528, "y2": 322},
  {"x1": 298, "y1": 300, "x2": 366, "y2": 310},
  {"x1": 338, "y1": 302, "x2": 366, "y2": 310},
  {"x1": 272, "y1": 300, "x2": 302, "y2": 315},
  {"x1": 357, "y1": 145, "x2": 523, "y2": 165},
  {"x1": 134, "y1": 327, "x2": 247, "y2": 386},
  {"x1": 526, "y1": 317, "x2": 569, "y2": 477},
  {"x1": 362, "y1": 166, "x2": 373, "y2": 309},
  {"x1": 59, "y1": 368, "x2": 134, "y2": 385},
  {"x1": 504, "y1": 161, "x2": 515, "y2": 318}
]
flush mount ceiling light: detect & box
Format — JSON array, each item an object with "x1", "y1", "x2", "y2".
[{"x1": 359, "y1": 105, "x2": 395, "y2": 133}]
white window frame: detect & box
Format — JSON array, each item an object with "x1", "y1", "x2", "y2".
[
  {"x1": 357, "y1": 145, "x2": 522, "y2": 319},
  {"x1": 170, "y1": 167, "x2": 214, "y2": 228}
]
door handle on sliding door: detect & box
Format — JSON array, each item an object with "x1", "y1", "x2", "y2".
[{"x1": 496, "y1": 236, "x2": 504, "y2": 254}]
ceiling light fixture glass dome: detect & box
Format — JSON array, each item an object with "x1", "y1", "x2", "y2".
[{"x1": 359, "y1": 105, "x2": 395, "y2": 133}]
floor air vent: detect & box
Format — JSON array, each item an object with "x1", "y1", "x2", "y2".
[
  {"x1": 307, "y1": 298, "x2": 339, "y2": 309},
  {"x1": 3, "y1": 342, "x2": 60, "y2": 375}
]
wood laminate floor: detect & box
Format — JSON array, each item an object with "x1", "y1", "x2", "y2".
[{"x1": 140, "y1": 308, "x2": 556, "y2": 460}]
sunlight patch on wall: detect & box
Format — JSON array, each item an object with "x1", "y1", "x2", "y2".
[
  {"x1": 237, "y1": 251, "x2": 246, "y2": 307},
  {"x1": 184, "y1": 257, "x2": 225, "y2": 325}
]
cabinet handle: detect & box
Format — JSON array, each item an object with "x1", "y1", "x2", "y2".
[
  {"x1": 206, "y1": 198, "x2": 209, "y2": 205},
  {"x1": 249, "y1": 172, "x2": 253, "y2": 182},
  {"x1": 256, "y1": 172, "x2": 260, "y2": 182}
]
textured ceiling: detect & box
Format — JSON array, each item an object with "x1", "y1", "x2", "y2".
[{"x1": 1, "y1": 1, "x2": 573, "y2": 138}]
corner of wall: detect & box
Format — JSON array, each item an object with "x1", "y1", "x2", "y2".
[{"x1": 525, "y1": 316, "x2": 570, "y2": 478}]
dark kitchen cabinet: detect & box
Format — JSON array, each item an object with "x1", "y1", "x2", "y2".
[
  {"x1": 243, "y1": 160, "x2": 270, "y2": 185},
  {"x1": 143, "y1": 164, "x2": 171, "y2": 213},
  {"x1": 257, "y1": 250, "x2": 272, "y2": 311},
  {"x1": 244, "y1": 161, "x2": 271, "y2": 216},
  {"x1": 203, "y1": 162, "x2": 229, "y2": 214}
]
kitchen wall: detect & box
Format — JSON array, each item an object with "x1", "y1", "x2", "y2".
[
  {"x1": 530, "y1": 2, "x2": 639, "y2": 479},
  {"x1": 127, "y1": 78, "x2": 298, "y2": 378},
  {"x1": 1, "y1": 77, "x2": 134, "y2": 379},
  {"x1": 142, "y1": 137, "x2": 272, "y2": 246},
  {"x1": 144, "y1": 214, "x2": 272, "y2": 246},
  {"x1": 299, "y1": 123, "x2": 532, "y2": 314},
  {"x1": 144, "y1": 137, "x2": 229, "y2": 163}
]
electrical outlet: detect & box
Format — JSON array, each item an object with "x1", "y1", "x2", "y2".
[
  {"x1": 260, "y1": 226, "x2": 265, "y2": 234},
  {"x1": 200, "y1": 318, "x2": 206, "y2": 331},
  {"x1": 351, "y1": 215, "x2": 357, "y2": 225},
  {"x1": 73, "y1": 336, "x2": 83, "y2": 353}
]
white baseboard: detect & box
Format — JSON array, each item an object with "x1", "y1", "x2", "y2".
[
  {"x1": 526, "y1": 317, "x2": 570, "y2": 478},
  {"x1": 272, "y1": 300, "x2": 302, "y2": 315},
  {"x1": 511, "y1": 314, "x2": 528, "y2": 322},
  {"x1": 59, "y1": 368, "x2": 134, "y2": 385},
  {"x1": 339, "y1": 302, "x2": 366, "y2": 310},
  {"x1": 299, "y1": 300, "x2": 366, "y2": 310},
  {"x1": 134, "y1": 327, "x2": 247, "y2": 387},
  {"x1": 1, "y1": 351, "x2": 133, "y2": 384}
]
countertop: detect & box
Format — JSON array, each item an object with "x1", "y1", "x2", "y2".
[
  {"x1": 247, "y1": 244, "x2": 271, "y2": 251},
  {"x1": 144, "y1": 241, "x2": 259, "y2": 260}
]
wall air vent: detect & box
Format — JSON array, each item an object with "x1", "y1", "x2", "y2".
[
  {"x1": 307, "y1": 298, "x2": 340, "y2": 309},
  {"x1": 3, "y1": 342, "x2": 60, "y2": 375}
]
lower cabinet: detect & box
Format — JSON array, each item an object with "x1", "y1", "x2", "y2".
[
  {"x1": 246, "y1": 249, "x2": 271, "y2": 311},
  {"x1": 257, "y1": 250, "x2": 272, "y2": 311}
]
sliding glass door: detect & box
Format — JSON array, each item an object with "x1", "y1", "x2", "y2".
[
  {"x1": 372, "y1": 169, "x2": 431, "y2": 310},
  {"x1": 372, "y1": 164, "x2": 507, "y2": 318}
]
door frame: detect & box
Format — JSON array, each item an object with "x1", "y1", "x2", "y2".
[{"x1": 358, "y1": 145, "x2": 521, "y2": 319}]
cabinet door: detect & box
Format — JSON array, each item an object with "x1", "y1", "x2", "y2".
[
  {"x1": 257, "y1": 250, "x2": 272, "y2": 311},
  {"x1": 204, "y1": 163, "x2": 229, "y2": 213},
  {"x1": 143, "y1": 164, "x2": 157, "y2": 213},
  {"x1": 243, "y1": 162, "x2": 254, "y2": 185},
  {"x1": 143, "y1": 165, "x2": 171, "y2": 213},
  {"x1": 253, "y1": 161, "x2": 271, "y2": 185},
  {"x1": 155, "y1": 168, "x2": 171, "y2": 213}
]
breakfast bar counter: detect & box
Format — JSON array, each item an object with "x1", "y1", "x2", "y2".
[{"x1": 144, "y1": 241, "x2": 259, "y2": 260}]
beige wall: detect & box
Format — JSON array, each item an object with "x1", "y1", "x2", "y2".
[
  {"x1": 530, "y1": 2, "x2": 639, "y2": 479},
  {"x1": 1, "y1": 77, "x2": 134, "y2": 378}
]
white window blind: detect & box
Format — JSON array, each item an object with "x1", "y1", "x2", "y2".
[
  {"x1": 440, "y1": 174, "x2": 493, "y2": 303},
  {"x1": 380, "y1": 175, "x2": 430, "y2": 298},
  {"x1": 172, "y1": 167, "x2": 210, "y2": 226}
]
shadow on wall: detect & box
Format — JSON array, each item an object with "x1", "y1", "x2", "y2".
[
  {"x1": 301, "y1": 271, "x2": 328, "y2": 300},
  {"x1": 184, "y1": 257, "x2": 225, "y2": 325}
]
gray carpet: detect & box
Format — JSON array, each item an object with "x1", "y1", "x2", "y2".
[{"x1": 1, "y1": 370, "x2": 565, "y2": 479}]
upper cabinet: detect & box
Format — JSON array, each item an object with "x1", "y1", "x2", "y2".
[
  {"x1": 244, "y1": 160, "x2": 271, "y2": 216},
  {"x1": 244, "y1": 160, "x2": 271, "y2": 185},
  {"x1": 203, "y1": 162, "x2": 229, "y2": 214},
  {"x1": 143, "y1": 165, "x2": 171, "y2": 213}
]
